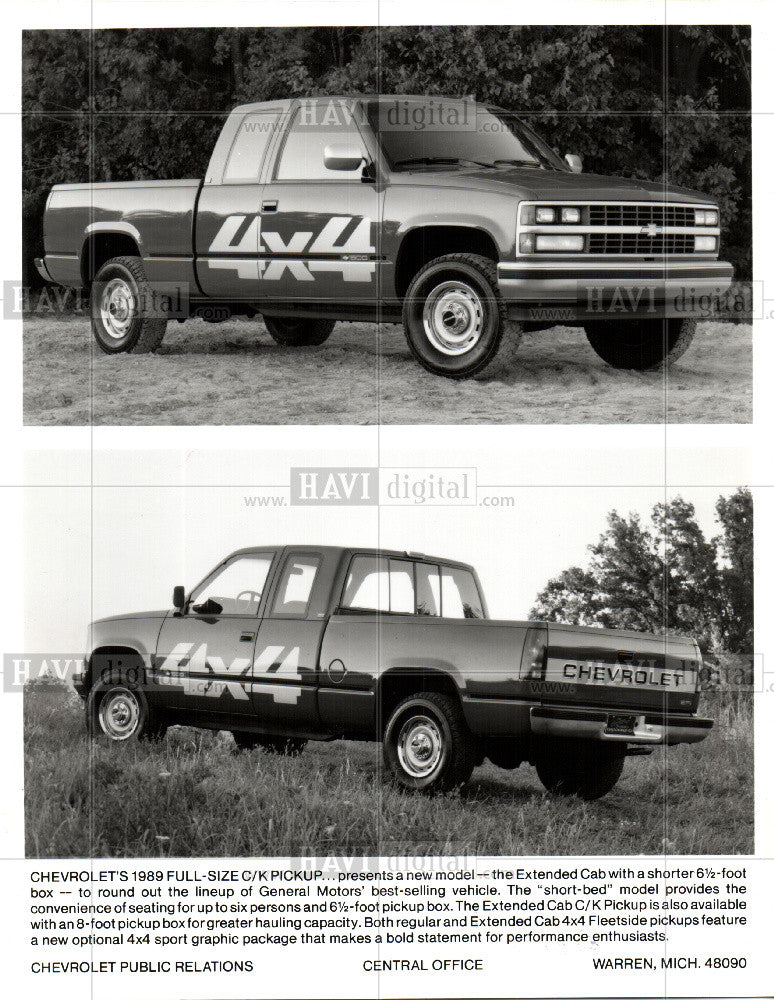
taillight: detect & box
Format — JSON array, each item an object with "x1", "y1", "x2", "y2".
[{"x1": 520, "y1": 627, "x2": 547, "y2": 679}]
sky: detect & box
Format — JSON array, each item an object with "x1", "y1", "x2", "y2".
[{"x1": 23, "y1": 441, "x2": 748, "y2": 655}]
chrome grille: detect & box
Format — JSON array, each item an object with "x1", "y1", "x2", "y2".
[
  {"x1": 587, "y1": 233, "x2": 696, "y2": 255},
  {"x1": 588, "y1": 204, "x2": 696, "y2": 227}
]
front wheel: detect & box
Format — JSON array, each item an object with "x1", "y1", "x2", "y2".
[
  {"x1": 263, "y1": 316, "x2": 336, "y2": 347},
  {"x1": 86, "y1": 679, "x2": 166, "y2": 742},
  {"x1": 91, "y1": 256, "x2": 168, "y2": 354},
  {"x1": 584, "y1": 318, "x2": 697, "y2": 371},
  {"x1": 535, "y1": 743, "x2": 625, "y2": 800},
  {"x1": 402, "y1": 253, "x2": 522, "y2": 378},
  {"x1": 383, "y1": 692, "x2": 476, "y2": 793}
]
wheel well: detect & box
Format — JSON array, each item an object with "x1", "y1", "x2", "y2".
[
  {"x1": 394, "y1": 226, "x2": 499, "y2": 299},
  {"x1": 88, "y1": 645, "x2": 147, "y2": 692},
  {"x1": 377, "y1": 669, "x2": 462, "y2": 737},
  {"x1": 81, "y1": 233, "x2": 141, "y2": 286}
]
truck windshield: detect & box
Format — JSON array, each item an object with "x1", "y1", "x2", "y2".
[{"x1": 364, "y1": 101, "x2": 566, "y2": 173}]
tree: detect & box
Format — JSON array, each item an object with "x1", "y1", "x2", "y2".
[
  {"x1": 530, "y1": 490, "x2": 752, "y2": 656},
  {"x1": 714, "y1": 487, "x2": 753, "y2": 654}
]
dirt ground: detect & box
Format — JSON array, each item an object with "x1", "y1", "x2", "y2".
[{"x1": 24, "y1": 315, "x2": 751, "y2": 425}]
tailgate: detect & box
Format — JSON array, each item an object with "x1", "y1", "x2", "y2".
[{"x1": 543, "y1": 624, "x2": 700, "y2": 715}]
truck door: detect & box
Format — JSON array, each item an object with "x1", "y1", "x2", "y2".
[
  {"x1": 257, "y1": 100, "x2": 381, "y2": 304},
  {"x1": 195, "y1": 106, "x2": 288, "y2": 300},
  {"x1": 249, "y1": 549, "x2": 330, "y2": 734},
  {"x1": 152, "y1": 551, "x2": 276, "y2": 723}
]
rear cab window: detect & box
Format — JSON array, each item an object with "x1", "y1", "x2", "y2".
[
  {"x1": 340, "y1": 554, "x2": 484, "y2": 618},
  {"x1": 223, "y1": 111, "x2": 281, "y2": 181}
]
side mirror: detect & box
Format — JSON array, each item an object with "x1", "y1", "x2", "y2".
[
  {"x1": 323, "y1": 143, "x2": 365, "y2": 171},
  {"x1": 564, "y1": 153, "x2": 583, "y2": 174},
  {"x1": 173, "y1": 585, "x2": 186, "y2": 612}
]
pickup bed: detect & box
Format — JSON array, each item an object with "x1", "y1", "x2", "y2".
[
  {"x1": 37, "y1": 95, "x2": 733, "y2": 378},
  {"x1": 76, "y1": 544, "x2": 713, "y2": 799}
]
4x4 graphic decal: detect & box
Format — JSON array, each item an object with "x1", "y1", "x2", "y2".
[
  {"x1": 156, "y1": 641, "x2": 303, "y2": 703},
  {"x1": 206, "y1": 214, "x2": 375, "y2": 282}
]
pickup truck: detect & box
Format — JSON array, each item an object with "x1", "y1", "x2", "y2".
[
  {"x1": 36, "y1": 95, "x2": 733, "y2": 379},
  {"x1": 76, "y1": 544, "x2": 712, "y2": 799}
]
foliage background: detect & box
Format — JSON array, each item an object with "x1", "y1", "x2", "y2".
[
  {"x1": 530, "y1": 487, "x2": 754, "y2": 692},
  {"x1": 22, "y1": 25, "x2": 751, "y2": 288}
]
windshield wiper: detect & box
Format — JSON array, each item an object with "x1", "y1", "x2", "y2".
[
  {"x1": 393, "y1": 156, "x2": 498, "y2": 170},
  {"x1": 492, "y1": 158, "x2": 544, "y2": 169}
]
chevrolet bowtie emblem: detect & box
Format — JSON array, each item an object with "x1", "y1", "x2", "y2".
[{"x1": 642, "y1": 223, "x2": 660, "y2": 237}]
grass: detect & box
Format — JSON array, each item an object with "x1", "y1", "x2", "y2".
[
  {"x1": 23, "y1": 315, "x2": 751, "y2": 425},
  {"x1": 24, "y1": 684, "x2": 753, "y2": 859}
]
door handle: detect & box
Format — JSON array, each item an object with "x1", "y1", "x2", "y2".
[
  {"x1": 261, "y1": 200, "x2": 278, "y2": 212},
  {"x1": 240, "y1": 632, "x2": 255, "y2": 642}
]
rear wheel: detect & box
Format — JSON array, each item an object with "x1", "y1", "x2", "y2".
[
  {"x1": 383, "y1": 691, "x2": 476, "y2": 793},
  {"x1": 535, "y1": 743, "x2": 625, "y2": 800},
  {"x1": 402, "y1": 253, "x2": 522, "y2": 378},
  {"x1": 91, "y1": 256, "x2": 168, "y2": 354},
  {"x1": 584, "y1": 318, "x2": 697, "y2": 371},
  {"x1": 232, "y1": 732, "x2": 307, "y2": 756},
  {"x1": 263, "y1": 316, "x2": 336, "y2": 347}
]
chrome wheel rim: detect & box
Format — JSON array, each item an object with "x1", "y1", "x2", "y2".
[
  {"x1": 99, "y1": 687, "x2": 140, "y2": 740},
  {"x1": 396, "y1": 714, "x2": 444, "y2": 778},
  {"x1": 100, "y1": 278, "x2": 136, "y2": 340},
  {"x1": 422, "y1": 280, "x2": 484, "y2": 356}
]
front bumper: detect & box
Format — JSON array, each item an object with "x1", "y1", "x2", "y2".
[
  {"x1": 498, "y1": 258, "x2": 734, "y2": 321},
  {"x1": 531, "y1": 705, "x2": 713, "y2": 746},
  {"x1": 72, "y1": 669, "x2": 88, "y2": 700}
]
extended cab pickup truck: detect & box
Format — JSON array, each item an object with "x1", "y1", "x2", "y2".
[
  {"x1": 76, "y1": 544, "x2": 713, "y2": 799},
  {"x1": 37, "y1": 95, "x2": 733, "y2": 379}
]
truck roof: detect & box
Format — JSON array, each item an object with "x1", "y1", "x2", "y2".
[
  {"x1": 230, "y1": 94, "x2": 480, "y2": 115},
  {"x1": 223, "y1": 544, "x2": 476, "y2": 572}
]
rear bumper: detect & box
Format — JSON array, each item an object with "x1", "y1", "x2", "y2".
[
  {"x1": 531, "y1": 705, "x2": 713, "y2": 746},
  {"x1": 497, "y1": 258, "x2": 734, "y2": 321}
]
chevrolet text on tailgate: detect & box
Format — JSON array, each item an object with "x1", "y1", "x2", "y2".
[
  {"x1": 36, "y1": 96, "x2": 733, "y2": 379},
  {"x1": 76, "y1": 545, "x2": 713, "y2": 799}
]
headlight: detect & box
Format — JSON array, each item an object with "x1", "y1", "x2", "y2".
[
  {"x1": 560, "y1": 207, "x2": 580, "y2": 223},
  {"x1": 695, "y1": 209, "x2": 719, "y2": 226},
  {"x1": 535, "y1": 207, "x2": 555, "y2": 224},
  {"x1": 694, "y1": 235, "x2": 717, "y2": 252},
  {"x1": 535, "y1": 234, "x2": 585, "y2": 252}
]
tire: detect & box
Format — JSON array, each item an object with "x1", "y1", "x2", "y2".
[
  {"x1": 383, "y1": 692, "x2": 476, "y2": 794},
  {"x1": 584, "y1": 318, "x2": 697, "y2": 371},
  {"x1": 535, "y1": 743, "x2": 625, "y2": 801},
  {"x1": 91, "y1": 256, "x2": 168, "y2": 354},
  {"x1": 232, "y1": 732, "x2": 307, "y2": 756},
  {"x1": 263, "y1": 316, "x2": 336, "y2": 347},
  {"x1": 86, "y1": 677, "x2": 165, "y2": 742},
  {"x1": 402, "y1": 253, "x2": 522, "y2": 378}
]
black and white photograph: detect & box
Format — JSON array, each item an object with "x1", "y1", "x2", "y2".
[
  {"x1": 21, "y1": 448, "x2": 753, "y2": 859},
  {"x1": 3, "y1": 1, "x2": 771, "y2": 999},
  {"x1": 22, "y1": 24, "x2": 751, "y2": 424}
]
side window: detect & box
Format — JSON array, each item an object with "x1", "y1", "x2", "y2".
[
  {"x1": 388, "y1": 559, "x2": 414, "y2": 614},
  {"x1": 340, "y1": 556, "x2": 415, "y2": 614},
  {"x1": 272, "y1": 555, "x2": 321, "y2": 617},
  {"x1": 191, "y1": 555, "x2": 273, "y2": 616},
  {"x1": 341, "y1": 556, "x2": 388, "y2": 612},
  {"x1": 223, "y1": 112, "x2": 280, "y2": 181},
  {"x1": 415, "y1": 563, "x2": 441, "y2": 616},
  {"x1": 441, "y1": 567, "x2": 484, "y2": 619},
  {"x1": 275, "y1": 105, "x2": 365, "y2": 181}
]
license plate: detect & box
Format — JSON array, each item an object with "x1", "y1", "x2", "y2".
[{"x1": 605, "y1": 713, "x2": 636, "y2": 735}]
